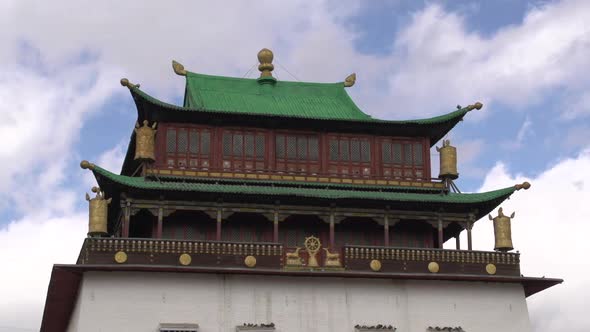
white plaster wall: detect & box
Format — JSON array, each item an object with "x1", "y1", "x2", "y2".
[{"x1": 67, "y1": 272, "x2": 531, "y2": 332}]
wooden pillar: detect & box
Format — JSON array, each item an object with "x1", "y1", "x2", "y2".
[
  {"x1": 384, "y1": 214, "x2": 390, "y2": 247},
  {"x1": 156, "y1": 207, "x2": 163, "y2": 239},
  {"x1": 216, "y1": 206, "x2": 222, "y2": 241},
  {"x1": 273, "y1": 209, "x2": 279, "y2": 243},
  {"x1": 329, "y1": 211, "x2": 335, "y2": 249},
  {"x1": 437, "y1": 218, "x2": 444, "y2": 249},
  {"x1": 455, "y1": 234, "x2": 461, "y2": 250},
  {"x1": 123, "y1": 202, "x2": 131, "y2": 238}
]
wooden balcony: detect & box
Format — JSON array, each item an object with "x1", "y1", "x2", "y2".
[{"x1": 77, "y1": 238, "x2": 520, "y2": 277}]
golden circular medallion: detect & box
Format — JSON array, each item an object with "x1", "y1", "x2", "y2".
[
  {"x1": 428, "y1": 261, "x2": 440, "y2": 273},
  {"x1": 486, "y1": 263, "x2": 497, "y2": 275},
  {"x1": 179, "y1": 253, "x2": 192, "y2": 266},
  {"x1": 244, "y1": 255, "x2": 257, "y2": 268},
  {"x1": 114, "y1": 251, "x2": 127, "y2": 264},
  {"x1": 370, "y1": 259, "x2": 382, "y2": 272}
]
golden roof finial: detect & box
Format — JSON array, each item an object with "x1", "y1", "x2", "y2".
[
  {"x1": 120, "y1": 78, "x2": 140, "y2": 89},
  {"x1": 257, "y1": 48, "x2": 274, "y2": 78},
  {"x1": 172, "y1": 60, "x2": 187, "y2": 76},
  {"x1": 466, "y1": 102, "x2": 483, "y2": 111},
  {"x1": 515, "y1": 181, "x2": 531, "y2": 191},
  {"x1": 344, "y1": 73, "x2": 356, "y2": 87},
  {"x1": 80, "y1": 160, "x2": 95, "y2": 170}
]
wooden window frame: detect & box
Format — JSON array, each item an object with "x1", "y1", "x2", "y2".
[
  {"x1": 325, "y1": 133, "x2": 373, "y2": 178},
  {"x1": 220, "y1": 128, "x2": 269, "y2": 173},
  {"x1": 274, "y1": 131, "x2": 321, "y2": 175},
  {"x1": 157, "y1": 123, "x2": 213, "y2": 170},
  {"x1": 378, "y1": 136, "x2": 430, "y2": 180}
]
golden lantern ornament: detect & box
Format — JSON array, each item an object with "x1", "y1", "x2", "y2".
[
  {"x1": 489, "y1": 207, "x2": 515, "y2": 252},
  {"x1": 86, "y1": 187, "x2": 111, "y2": 236},
  {"x1": 134, "y1": 120, "x2": 157, "y2": 161},
  {"x1": 436, "y1": 139, "x2": 458, "y2": 180}
]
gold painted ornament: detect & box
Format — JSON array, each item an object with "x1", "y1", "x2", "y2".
[
  {"x1": 489, "y1": 207, "x2": 515, "y2": 252},
  {"x1": 370, "y1": 259, "x2": 382, "y2": 272},
  {"x1": 179, "y1": 253, "x2": 192, "y2": 266},
  {"x1": 304, "y1": 236, "x2": 321, "y2": 267},
  {"x1": 114, "y1": 251, "x2": 127, "y2": 264},
  {"x1": 244, "y1": 255, "x2": 257, "y2": 268},
  {"x1": 134, "y1": 120, "x2": 157, "y2": 161},
  {"x1": 85, "y1": 186, "x2": 111, "y2": 236},
  {"x1": 486, "y1": 263, "x2": 497, "y2": 275},
  {"x1": 428, "y1": 262, "x2": 440, "y2": 273},
  {"x1": 436, "y1": 139, "x2": 458, "y2": 179}
]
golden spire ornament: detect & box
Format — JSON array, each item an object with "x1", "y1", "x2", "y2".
[{"x1": 257, "y1": 48, "x2": 274, "y2": 78}]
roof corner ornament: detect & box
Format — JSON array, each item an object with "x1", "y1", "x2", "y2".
[
  {"x1": 488, "y1": 207, "x2": 515, "y2": 252},
  {"x1": 466, "y1": 102, "x2": 483, "y2": 111},
  {"x1": 80, "y1": 160, "x2": 95, "y2": 170},
  {"x1": 86, "y1": 186, "x2": 111, "y2": 237},
  {"x1": 344, "y1": 73, "x2": 356, "y2": 87},
  {"x1": 257, "y1": 48, "x2": 275, "y2": 78},
  {"x1": 515, "y1": 181, "x2": 531, "y2": 191},
  {"x1": 172, "y1": 60, "x2": 187, "y2": 76},
  {"x1": 120, "y1": 78, "x2": 140, "y2": 89}
]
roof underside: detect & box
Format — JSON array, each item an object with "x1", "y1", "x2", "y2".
[{"x1": 91, "y1": 165, "x2": 516, "y2": 219}]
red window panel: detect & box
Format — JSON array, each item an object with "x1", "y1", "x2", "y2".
[
  {"x1": 327, "y1": 135, "x2": 372, "y2": 178},
  {"x1": 380, "y1": 138, "x2": 426, "y2": 180},
  {"x1": 275, "y1": 133, "x2": 320, "y2": 175},
  {"x1": 222, "y1": 129, "x2": 267, "y2": 172},
  {"x1": 162, "y1": 124, "x2": 212, "y2": 170}
]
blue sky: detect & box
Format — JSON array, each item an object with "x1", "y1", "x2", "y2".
[{"x1": 0, "y1": 1, "x2": 589, "y2": 331}]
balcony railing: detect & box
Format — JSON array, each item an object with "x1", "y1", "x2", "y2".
[{"x1": 77, "y1": 238, "x2": 520, "y2": 277}]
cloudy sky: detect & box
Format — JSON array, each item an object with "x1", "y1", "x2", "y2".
[{"x1": 1, "y1": 0, "x2": 589, "y2": 331}]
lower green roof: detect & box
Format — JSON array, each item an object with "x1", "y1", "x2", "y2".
[{"x1": 90, "y1": 165, "x2": 517, "y2": 205}]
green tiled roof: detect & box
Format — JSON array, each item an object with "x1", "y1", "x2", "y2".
[
  {"x1": 130, "y1": 84, "x2": 475, "y2": 124},
  {"x1": 184, "y1": 72, "x2": 372, "y2": 121},
  {"x1": 91, "y1": 165, "x2": 516, "y2": 205}
]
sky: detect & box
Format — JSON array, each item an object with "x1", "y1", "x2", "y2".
[{"x1": 0, "y1": 0, "x2": 589, "y2": 330}]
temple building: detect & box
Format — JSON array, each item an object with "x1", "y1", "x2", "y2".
[{"x1": 41, "y1": 49, "x2": 561, "y2": 332}]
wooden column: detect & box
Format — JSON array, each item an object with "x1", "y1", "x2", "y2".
[
  {"x1": 383, "y1": 214, "x2": 390, "y2": 247},
  {"x1": 123, "y1": 202, "x2": 131, "y2": 238},
  {"x1": 437, "y1": 218, "x2": 444, "y2": 249},
  {"x1": 455, "y1": 234, "x2": 461, "y2": 250},
  {"x1": 216, "y1": 206, "x2": 222, "y2": 241},
  {"x1": 156, "y1": 207, "x2": 163, "y2": 239},
  {"x1": 273, "y1": 209, "x2": 279, "y2": 243},
  {"x1": 329, "y1": 211, "x2": 335, "y2": 249}
]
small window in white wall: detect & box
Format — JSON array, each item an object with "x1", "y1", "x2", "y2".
[
  {"x1": 159, "y1": 323, "x2": 199, "y2": 332},
  {"x1": 235, "y1": 323, "x2": 276, "y2": 332},
  {"x1": 354, "y1": 325, "x2": 396, "y2": 332},
  {"x1": 427, "y1": 327, "x2": 465, "y2": 332}
]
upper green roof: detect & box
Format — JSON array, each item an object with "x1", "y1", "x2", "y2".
[{"x1": 183, "y1": 72, "x2": 372, "y2": 121}]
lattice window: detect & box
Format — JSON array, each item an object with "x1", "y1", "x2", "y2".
[
  {"x1": 361, "y1": 141, "x2": 371, "y2": 162},
  {"x1": 329, "y1": 139, "x2": 338, "y2": 161},
  {"x1": 189, "y1": 130, "x2": 199, "y2": 154},
  {"x1": 286, "y1": 135, "x2": 297, "y2": 159},
  {"x1": 223, "y1": 132, "x2": 232, "y2": 157},
  {"x1": 309, "y1": 137, "x2": 319, "y2": 161},
  {"x1": 392, "y1": 143, "x2": 402, "y2": 164},
  {"x1": 276, "y1": 135, "x2": 285, "y2": 158},
  {"x1": 164, "y1": 126, "x2": 212, "y2": 170},
  {"x1": 166, "y1": 129, "x2": 176, "y2": 153},
  {"x1": 245, "y1": 134, "x2": 255, "y2": 158},
  {"x1": 339, "y1": 140, "x2": 350, "y2": 161},
  {"x1": 382, "y1": 142, "x2": 392, "y2": 163},
  {"x1": 297, "y1": 137, "x2": 307, "y2": 160},
  {"x1": 351, "y1": 140, "x2": 361, "y2": 162},
  {"x1": 255, "y1": 135, "x2": 265, "y2": 158},
  {"x1": 233, "y1": 134, "x2": 243, "y2": 156},
  {"x1": 403, "y1": 143, "x2": 412, "y2": 165},
  {"x1": 413, "y1": 142, "x2": 423, "y2": 166}
]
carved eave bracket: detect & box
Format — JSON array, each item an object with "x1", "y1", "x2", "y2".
[
  {"x1": 344, "y1": 73, "x2": 356, "y2": 87},
  {"x1": 172, "y1": 60, "x2": 187, "y2": 76}
]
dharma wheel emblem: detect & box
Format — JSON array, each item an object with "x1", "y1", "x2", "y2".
[{"x1": 304, "y1": 236, "x2": 321, "y2": 267}]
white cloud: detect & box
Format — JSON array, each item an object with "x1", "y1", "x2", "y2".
[
  {"x1": 460, "y1": 147, "x2": 590, "y2": 332},
  {"x1": 380, "y1": 0, "x2": 590, "y2": 118}
]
